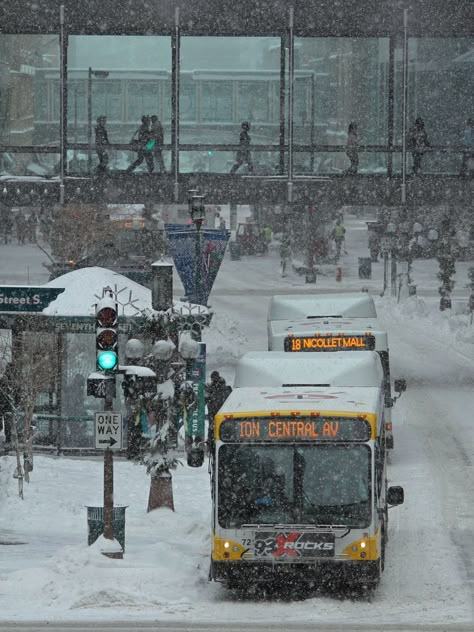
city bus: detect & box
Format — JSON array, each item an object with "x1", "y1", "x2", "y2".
[
  {"x1": 209, "y1": 385, "x2": 404, "y2": 591},
  {"x1": 267, "y1": 316, "x2": 405, "y2": 449},
  {"x1": 267, "y1": 293, "x2": 377, "y2": 324}
]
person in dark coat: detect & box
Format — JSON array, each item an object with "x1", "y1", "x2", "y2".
[
  {"x1": 1, "y1": 206, "x2": 13, "y2": 244},
  {"x1": 230, "y1": 121, "x2": 253, "y2": 175},
  {"x1": 95, "y1": 115, "x2": 110, "y2": 175},
  {"x1": 15, "y1": 210, "x2": 27, "y2": 245},
  {"x1": 407, "y1": 117, "x2": 430, "y2": 175},
  {"x1": 460, "y1": 118, "x2": 474, "y2": 177},
  {"x1": 345, "y1": 121, "x2": 359, "y2": 174},
  {"x1": 126, "y1": 115, "x2": 154, "y2": 174},
  {"x1": 368, "y1": 230, "x2": 380, "y2": 263},
  {"x1": 205, "y1": 371, "x2": 232, "y2": 448},
  {"x1": 27, "y1": 211, "x2": 38, "y2": 243},
  {"x1": 149, "y1": 115, "x2": 166, "y2": 174}
]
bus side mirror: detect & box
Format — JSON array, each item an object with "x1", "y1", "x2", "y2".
[
  {"x1": 387, "y1": 485, "x2": 404, "y2": 506},
  {"x1": 394, "y1": 378, "x2": 407, "y2": 394}
]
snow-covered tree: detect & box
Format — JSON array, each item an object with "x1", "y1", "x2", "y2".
[
  {"x1": 0, "y1": 325, "x2": 58, "y2": 490},
  {"x1": 38, "y1": 203, "x2": 117, "y2": 268}
]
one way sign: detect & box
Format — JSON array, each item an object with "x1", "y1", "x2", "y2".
[{"x1": 95, "y1": 412, "x2": 122, "y2": 451}]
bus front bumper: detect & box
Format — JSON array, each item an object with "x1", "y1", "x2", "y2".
[{"x1": 210, "y1": 558, "x2": 381, "y2": 587}]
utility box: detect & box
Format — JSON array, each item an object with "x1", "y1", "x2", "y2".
[
  {"x1": 358, "y1": 257, "x2": 372, "y2": 279},
  {"x1": 229, "y1": 242, "x2": 241, "y2": 260}
]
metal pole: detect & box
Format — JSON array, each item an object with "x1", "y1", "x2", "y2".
[
  {"x1": 279, "y1": 34, "x2": 286, "y2": 176},
  {"x1": 195, "y1": 223, "x2": 202, "y2": 305},
  {"x1": 287, "y1": 6, "x2": 294, "y2": 201},
  {"x1": 390, "y1": 251, "x2": 397, "y2": 296},
  {"x1": 74, "y1": 87, "x2": 78, "y2": 144},
  {"x1": 387, "y1": 36, "x2": 395, "y2": 177},
  {"x1": 103, "y1": 393, "x2": 114, "y2": 541},
  {"x1": 87, "y1": 67, "x2": 92, "y2": 175},
  {"x1": 401, "y1": 9, "x2": 409, "y2": 204},
  {"x1": 383, "y1": 252, "x2": 388, "y2": 295},
  {"x1": 305, "y1": 205, "x2": 316, "y2": 283},
  {"x1": 310, "y1": 73, "x2": 315, "y2": 173},
  {"x1": 172, "y1": 7, "x2": 180, "y2": 201},
  {"x1": 59, "y1": 5, "x2": 66, "y2": 205}
]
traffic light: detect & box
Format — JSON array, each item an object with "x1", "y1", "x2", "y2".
[{"x1": 96, "y1": 295, "x2": 118, "y2": 373}]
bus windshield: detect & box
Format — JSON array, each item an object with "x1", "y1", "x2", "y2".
[{"x1": 217, "y1": 444, "x2": 371, "y2": 529}]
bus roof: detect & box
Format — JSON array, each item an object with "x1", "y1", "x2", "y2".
[
  {"x1": 268, "y1": 293, "x2": 377, "y2": 321},
  {"x1": 268, "y1": 318, "x2": 388, "y2": 351},
  {"x1": 218, "y1": 385, "x2": 382, "y2": 417},
  {"x1": 234, "y1": 351, "x2": 384, "y2": 388}
]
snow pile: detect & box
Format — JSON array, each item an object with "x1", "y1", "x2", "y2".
[
  {"x1": 0, "y1": 448, "x2": 471, "y2": 625},
  {"x1": 91, "y1": 534, "x2": 123, "y2": 554},
  {"x1": 203, "y1": 308, "x2": 263, "y2": 381},
  {"x1": 0, "y1": 455, "x2": 212, "y2": 620},
  {"x1": 377, "y1": 295, "x2": 474, "y2": 352}
]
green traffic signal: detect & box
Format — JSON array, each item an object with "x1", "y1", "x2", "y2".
[{"x1": 97, "y1": 350, "x2": 118, "y2": 371}]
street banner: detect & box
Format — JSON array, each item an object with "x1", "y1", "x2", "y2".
[
  {"x1": 165, "y1": 225, "x2": 230, "y2": 305},
  {"x1": 186, "y1": 343, "x2": 206, "y2": 442}
]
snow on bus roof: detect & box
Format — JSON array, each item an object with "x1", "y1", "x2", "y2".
[
  {"x1": 218, "y1": 386, "x2": 382, "y2": 416},
  {"x1": 268, "y1": 293, "x2": 377, "y2": 321},
  {"x1": 269, "y1": 317, "x2": 386, "y2": 337},
  {"x1": 234, "y1": 351, "x2": 384, "y2": 389}
]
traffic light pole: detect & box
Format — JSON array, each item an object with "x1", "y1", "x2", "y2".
[{"x1": 103, "y1": 392, "x2": 114, "y2": 543}]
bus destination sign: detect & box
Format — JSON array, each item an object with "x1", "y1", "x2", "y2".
[
  {"x1": 284, "y1": 334, "x2": 375, "y2": 352},
  {"x1": 219, "y1": 417, "x2": 371, "y2": 443}
]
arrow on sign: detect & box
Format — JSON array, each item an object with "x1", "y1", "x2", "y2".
[{"x1": 98, "y1": 437, "x2": 117, "y2": 447}]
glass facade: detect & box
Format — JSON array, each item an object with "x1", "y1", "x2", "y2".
[
  {"x1": 394, "y1": 37, "x2": 474, "y2": 175},
  {"x1": 66, "y1": 35, "x2": 171, "y2": 174},
  {"x1": 179, "y1": 37, "x2": 281, "y2": 173},
  {"x1": 0, "y1": 34, "x2": 59, "y2": 177},
  {"x1": 293, "y1": 38, "x2": 389, "y2": 175},
  {"x1": 0, "y1": 30, "x2": 472, "y2": 178}
]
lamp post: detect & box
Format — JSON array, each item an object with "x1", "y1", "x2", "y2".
[
  {"x1": 88, "y1": 67, "x2": 109, "y2": 174},
  {"x1": 386, "y1": 221, "x2": 398, "y2": 297},
  {"x1": 188, "y1": 189, "x2": 206, "y2": 310}
]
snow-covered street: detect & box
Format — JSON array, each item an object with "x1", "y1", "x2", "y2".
[{"x1": 0, "y1": 214, "x2": 473, "y2": 627}]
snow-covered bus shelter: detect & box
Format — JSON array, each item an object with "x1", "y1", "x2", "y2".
[{"x1": 0, "y1": 267, "x2": 210, "y2": 451}]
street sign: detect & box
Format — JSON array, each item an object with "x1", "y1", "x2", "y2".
[
  {"x1": 186, "y1": 343, "x2": 206, "y2": 441},
  {"x1": 95, "y1": 412, "x2": 122, "y2": 450},
  {"x1": 0, "y1": 286, "x2": 65, "y2": 312}
]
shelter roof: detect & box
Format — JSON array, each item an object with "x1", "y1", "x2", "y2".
[{"x1": 43, "y1": 266, "x2": 208, "y2": 318}]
